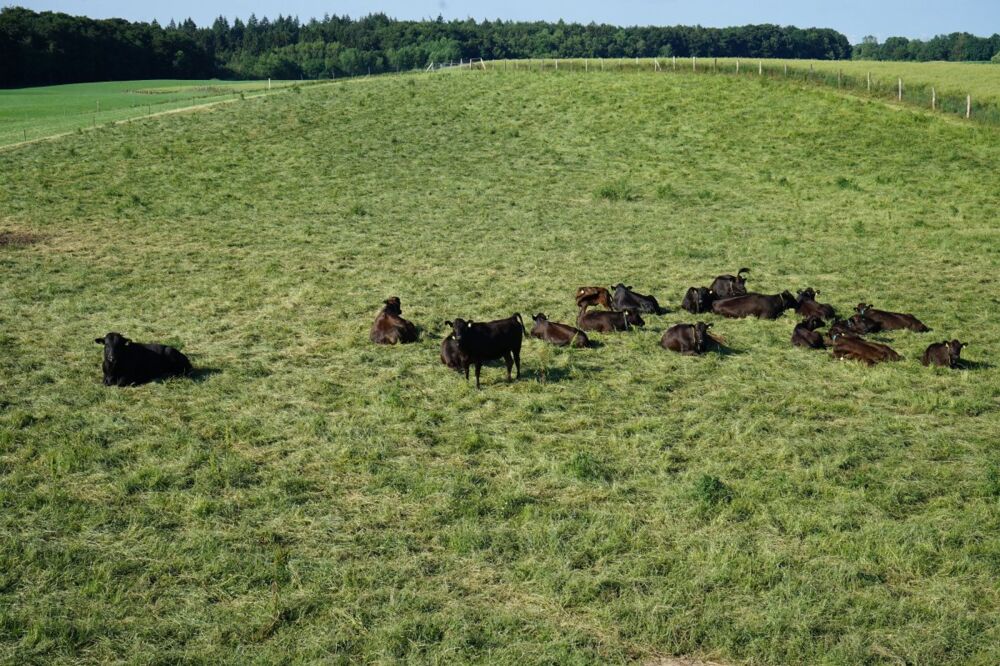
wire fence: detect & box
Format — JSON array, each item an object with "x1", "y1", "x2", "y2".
[{"x1": 459, "y1": 57, "x2": 1000, "y2": 127}]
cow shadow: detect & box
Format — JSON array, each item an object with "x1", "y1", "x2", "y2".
[
  {"x1": 706, "y1": 337, "x2": 742, "y2": 357},
  {"x1": 189, "y1": 367, "x2": 223, "y2": 383},
  {"x1": 957, "y1": 359, "x2": 993, "y2": 371}
]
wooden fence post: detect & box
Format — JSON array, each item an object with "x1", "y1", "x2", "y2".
[
  {"x1": 759, "y1": 61, "x2": 763, "y2": 75},
  {"x1": 692, "y1": 56, "x2": 696, "y2": 71},
  {"x1": 736, "y1": 59, "x2": 740, "y2": 74},
  {"x1": 601, "y1": 58, "x2": 604, "y2": 71},
  {"x1": 898, "y1": 78, "x2": 902, "y2": 102},
  {"x1": 867, "y1": 71, "x2": 871, "y2": 92},
  {"x1": 932, "y1": 87, "x2": 936, "y2": 110},
  {"x1": 967, "y1": 95, "x2": 972, "y2": 119},
  {"x1": 672, "y1": 55, "x2": 676, "y2": 70},
  {"x1": 784, "y1": 64, "x2": 787, "y2": 76}
]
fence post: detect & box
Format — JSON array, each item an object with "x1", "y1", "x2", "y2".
[
  {"x1": 898, "y1": 78, "x2": 902, "y2": 102},
  {"x1": 784, "y1": 63, "x2": 787, "y2": 76},
  {"x1": 736, "y1": 59, "x2": 740, "y2": 74},
  {"x1": 867, "y1": 71, "x2": 871, "y2": 92},
  {"x1": 555, "y1": 58, "x2": 558, "y2": 70},
  {"x1": 585, "y1": 59, "x2": 588, "y2": 72},
  {"x1": 932, "y1": 87, "x2": 936, "y2": 110},
  {"x1": 759, "y1": 61, "x2": 762, "y2": 76},
  {"x1": 692, "y1": 56, "x2": 696, "y2": 71},
  {"x1": 967, "y1": 95, "x2": 972, "y2": 119},
  {"x1": 672, "y1": 55, "x2": 676, "y2": 70},
  {"x1": 838, "y1": 70, "x2": 842, "y2": 88}
]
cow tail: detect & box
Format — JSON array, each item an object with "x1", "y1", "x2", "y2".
[{"x1": 513, "y1": 313, "x2": 526, "y2": 336}]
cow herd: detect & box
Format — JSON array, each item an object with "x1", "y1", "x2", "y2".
[{"x1": 92, "y1": 268, "x2": 970, "y2": 388}]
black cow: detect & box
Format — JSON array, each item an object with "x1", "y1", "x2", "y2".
[
  {"x1": 611, "y1": 284, "x2": 667, "y2": 315},
  {"x1": 710, "y1": 268, "x2": 749, "y2": 298},
  {"x1": 856, "y1": 303, "x2": 930, "y2": 332},
  {"x1": 791, "y1": 317, "x2": 826, "y2": 349},
  {"x1": 95, "y1": 332, "x2": 192, "y2": 386},
  {"x1": 922, "y1": 340, "x2": 966, "y2": 368},
  {"x1": 576, "y1": 305, "x2": 644, "y2": 333},
  {"x1": 445, "y1": 314, "x2": 524, "y2": 389},
  {"x1": 829, "y1": 314, "x2": 882, "y2": 338},
  {"x1": 795, "y1": 288, "x2": 836, "y2": 320},
  {"x1": 681, "y1": 286, "x2": 714, "y2": 314},
  {"x1": 530, "y1": 313, "x2": 590, "y2": 348},
  {"x1": 711, "y1": 291, "x2": 797, "y2": 320},
  {"x1": 661, "y1": 322, "x2": 713, "y2": 355}
]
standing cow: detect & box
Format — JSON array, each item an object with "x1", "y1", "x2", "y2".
[{"x1": 445, "y1": 314, "x2": 524, "y2": 389}]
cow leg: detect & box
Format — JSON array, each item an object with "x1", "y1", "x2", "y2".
[
  {"x1": 513, "y1": 348, "x2": 521, "y2": 378},
  {"x1": 474, "y1": 363, "x2": 482, "y2": 389},
  {"x1": 463, "y1": 362, "x2": 470, "y2": 381},
  {"x1": 503, "y1": 351, "x2": 513, "y2": 381}
]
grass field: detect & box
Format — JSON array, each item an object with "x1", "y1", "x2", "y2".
[
  {"x1": 2, "y1": 68, "x2": 1000, "y2": 664},
  {"x1": 494, "y1": 58, "x2": 1000, "y2": 123},
  {"x1": 0, "y1": 79, "x2": 303, "y2": 147}
]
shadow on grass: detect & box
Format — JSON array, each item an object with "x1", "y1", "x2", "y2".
[
  {"x1": 189, "y1": 367, "x2": 223, "y2": 383},
  {"x1": 958, "y1": 359, "x2": 994, "y2": 371}
]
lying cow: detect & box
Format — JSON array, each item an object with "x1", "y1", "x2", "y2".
[
  {"x1": 831, "y1": 333, "x2": 901, "y2": 366},
  {"x1": 530, "y1": 313, "x2": 590, "y2": 348},
  {"x1": 446, "y1": 314, "x2": 524, "y2": 389},
  {"x1": 370, "y1": 297, "x2": 418, "y2": 344},
  {"x1": 795, "y1": 288, "x2": 836, "y2": 320},
  {"x1": 95, "y1": 332, "x2": 192, "y2": 386},
  {"x1": 711, "y1": 291, "x2": 797, "y2": 320},
  {"x1": 575, "y1": 286, "x2": 613, "y2": 310},
  {"x1": 829, "y1": 314, "x2": 882, "y2": 338},
  {"x1": 611, "y1": 284, "x2": 668, "y2": 315},
  {"x1": 710, "y1": 268, "x2": 749, "y2": 298},
  {"x1": 921, "y1": 340, "x2": 967, "y2": 368},
  {"x1": 661, "y1": 322, "x2": 713, "y2": 355},
  {"x1": 791, "y1": 317, "x2": 826, "y2": 349},
  {"x1": 681, "y1": 286, "x2": 714, "y2": 314},
  {"x1": 856, "y1": 303, "x2": 930, "y2": 332},
  {"x1": 440, "y1": 333, "x2": 466, "y2": 372},
  {"x1": 576, "y1": 305, "x2": 644, "y2": 333}
]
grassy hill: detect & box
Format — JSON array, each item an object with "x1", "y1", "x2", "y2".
[{"x1": 1, "y1": 69, "x2": 999, "y2": 664}]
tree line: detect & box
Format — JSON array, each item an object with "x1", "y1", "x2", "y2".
[
  {"x1": 853, "y1": 33, "x2": 1000, "y2": 62},
  {"x1": 1, "y1": 7, "x2": 853, "y2": 87},
  {"x1": 2, "y1": 6, "x2": 998, "y2": 89}
]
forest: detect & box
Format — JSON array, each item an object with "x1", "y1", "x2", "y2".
[
  {"x1": 2, "y1": 6, "x2": 998, "y2": 88},
  {"x1": 1, "y1": 7, "x2": 852, "y2": 87}
]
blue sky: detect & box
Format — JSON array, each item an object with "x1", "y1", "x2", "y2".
[{"x1": 7, "y1": 1, "x2": 1000, "y2": 43}]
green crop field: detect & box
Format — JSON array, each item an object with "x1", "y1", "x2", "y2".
[
  {"x1": 0, "y1": 79, "x2": 304, "y2": 147},
  {"x1": 1, "y1": 68, "x2": 999, "y2": 665}
]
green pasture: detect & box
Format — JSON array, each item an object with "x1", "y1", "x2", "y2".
[
  {"x1": 1, "y1": 69, "x2": 999, "y2": 664},
  {"x1": 0, "y1": 79, "x2": 303, "y2": 147}
]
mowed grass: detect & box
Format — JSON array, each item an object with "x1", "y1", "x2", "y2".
[
  {"x1": 0, "y1": 79, "x2": 302, "y2": 147},
  {"x1": 1, "y1": 69, "x2": 1000, "y2": 664}
]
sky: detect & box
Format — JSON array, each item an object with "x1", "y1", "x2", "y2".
[{"x1": 6, "y1": 1, "x2": 1000, "y2": 43}]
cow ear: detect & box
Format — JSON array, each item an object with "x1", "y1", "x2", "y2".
[
  {"x1": 444, "y1": 320, "x2": 452, "y2": 328},
  {"x1": 94, "y1": 337, "x2": 104, "y2": 344}
]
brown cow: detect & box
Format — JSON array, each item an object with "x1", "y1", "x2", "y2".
[
  {"x1": 530, "y1": 313, "x2": 590, "y2": 348},
  {"x1": 795, "y1": 288, "x2": 836, "y2": 320},
  {"x1": 661, "y1": 322, "x2": 713, "y2": 355},
  {"x1": 856, "y1": 303, "x2": 930, "y2": 332},
  {"x1": 711, "y1": 291, "x2": 797, "y2": 320},
  {"x1": 370, "y1": 297, "x2": 418, "y2": 344},
  {"x1": 791, "y1": 317, "x2": 826, "y2": 349},
  {"x1": 575, "y1": 286, "x2": 613, "y2": 310},
  {"x1": 440, "y1": 333, "x2": 466, "y2": 371},
  {"x1": 921, "y1": 340, "x2": 966, "y2": 368},
  {"x1": 576, "y1": 304, "x2": 644, "y2": 332},
  {"x1": 832, "y1": 334, "x2": 901, "y2": 366}
]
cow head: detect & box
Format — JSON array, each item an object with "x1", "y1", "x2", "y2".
[
  {"x1": 734, "y1": 269, "x2": 750, "y2": 294},
  {"x1": 94, "y1": 332, "x2": 129, "y2": 365},
  {"x1": 447, "y1": 318, "x2": 473, "y2": 344},
  {"x1": 780, "y1": 291, "x2": 798, "y2": 311},
  {"x1": 855, "y1": 303, "x2": 873, "y2": 316},
  {"x1": 847, "y1": 314, "x2": 879, "y2": 334},
  {"x1": 802, "y1": 317, "x2": 825, "y2": 331},
  {"x1": 694, "y1": 322, "x2": 713, "y2": 351},
  {"x1": 948, "y1": 340, "x2": 967, "y2": 366},
  {"x1": 797, "y1": 288, "x2": 818, "y2": 302},
  {"x1": 531, "y1": 313, "x2": 548, "y2": 334},
  {"x1": 383, "y1": 297, "x2": 403, "y2": 315},
  {"x1": 624, "y1": 310, "x2": 645, "y2": 327}
]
